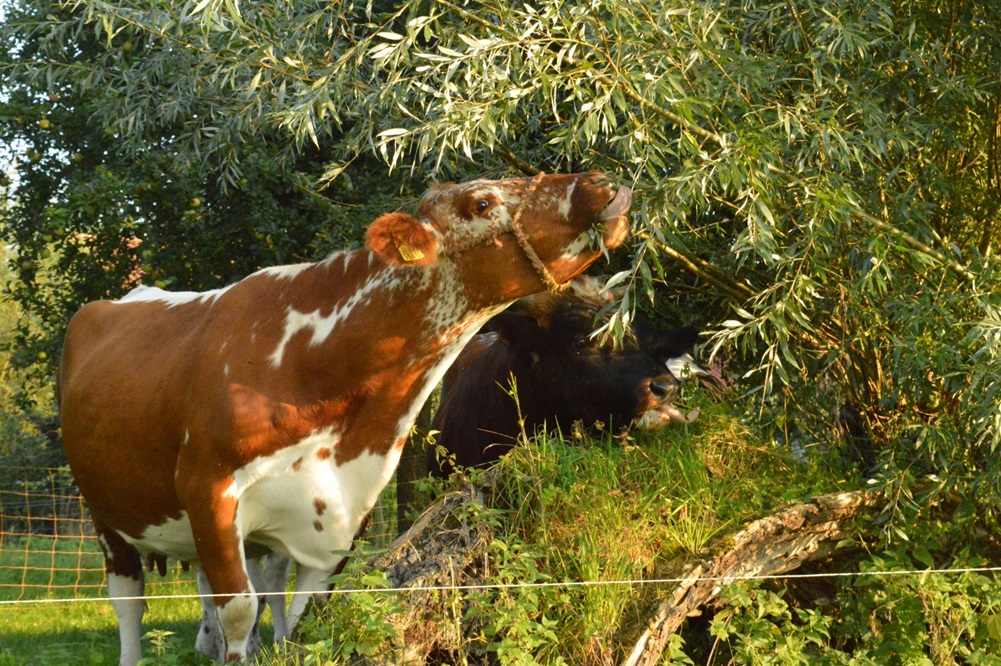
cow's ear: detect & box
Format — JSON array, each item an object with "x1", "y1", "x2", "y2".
[
  {"x1": 489, "y1": 309, "x2": 544, "y2": 353},
  {"x1": 366, "y1": 212, "x2": 439, "y2": 267},
  {"x1": 636, "y1": 325, "x2": 700, "y2": 363}
]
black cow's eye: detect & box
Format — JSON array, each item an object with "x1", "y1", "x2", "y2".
[{"x1": 476, "y1": 198, "x2": 491, "y2": 213}]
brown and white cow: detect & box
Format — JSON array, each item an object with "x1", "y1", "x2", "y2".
[{"x1": 58, "y1": 171, "x2": 631, "y2": 665}]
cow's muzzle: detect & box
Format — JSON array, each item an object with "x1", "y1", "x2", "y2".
[{"x1": 633, "y1": 374, "x2": 699, "y2": 430}]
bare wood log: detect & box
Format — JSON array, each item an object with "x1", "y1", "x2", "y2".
[{"x1": 620, "y1": 489, "x2": 881, "y2": 666}]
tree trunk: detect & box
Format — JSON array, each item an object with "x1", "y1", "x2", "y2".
[{"x1": 396, "y1": 398, "x2": 436, "y2": 535}]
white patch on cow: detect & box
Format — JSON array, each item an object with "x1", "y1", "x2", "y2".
[
  {"x1": 230, "y1": 434, "x2": 403, "y2": 572},
  {"x1": 116, "y1": 284, "x2": 232, "y2": 307},
  {"x1": 268, "y1": 271, "x2": 395, "y2": 367},
  {"x1": 224, "y1": 428, "x2": 341, "y2": 500},
  {"x1": 258, "y1": 262, "x2": 313, "y2": 281},
  {"x1": 107, "y1": 572, "x2": 144, "y2": 666},
  {"x1": 557, "y1": 180, "x2": 576, "y2": 218},
  {"x1": 120, "y1": 512, "x2": 200, "y2": 563},
  {"x1": 223, "y1": 364, "x2": 230, "y2": 378},
  {"x1": 219, "y1": 592, "x2": 258, "y2": 661},
  {"x1": 559, "y1": 229, "x2": 594, "y2": 260}
]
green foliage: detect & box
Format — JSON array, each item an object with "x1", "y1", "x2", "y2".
[
  {"x1": 0, "y1": 0, "x2": 425, "y2": 384},
  {"x1": 464, "y1": 538, "x2": 569, "y2": 665},
  {"x1": 710, "y1": 584, "x2": 835, "y2": 665},
  {"x1": 294, "y1": 546, "x2": 405, "y2": 664},
  {"x1": 138, "y1": 629, "x2": 211, "y2": 665},
  {"x1": 3, "y1": 0, "x2": 1000, "y2": 537},
  {"x1": 707, "y1": 546, "x2": 1001, "y2": 665}
]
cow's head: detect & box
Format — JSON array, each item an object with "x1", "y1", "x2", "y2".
[
  {"x1": 366, "y1": 172, "x2": 630, "y2": 298},
  {"x1": 488, "y1": 294, "x2": 699, "y2": 432}
]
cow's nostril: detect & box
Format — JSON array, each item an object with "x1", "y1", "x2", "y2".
[{"x1": 648, "y1": 378, "x2": 676, "y2": 401}]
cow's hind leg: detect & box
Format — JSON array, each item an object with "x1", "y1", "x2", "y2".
[
  {"x1": 96, "y1": 523, "x2": 145, "y2": 666},
  {"x1": 260, "y1": 553, "x2": 291, "y2": 642},
  {"x1": 195, "y1": 569, "x2": 225, "y2": 662},
  {"x1": 286, "y1": 564, "x2": 334, "y2": 633}
]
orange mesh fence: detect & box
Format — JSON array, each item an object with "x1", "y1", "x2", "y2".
[{"x1": 0, "y1": 466, "x2": 401, "y2": 603}]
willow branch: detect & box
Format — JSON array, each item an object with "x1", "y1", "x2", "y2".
[
  {"x1": 656, "y1": 242, "x2": 755, "y2": 304},
  {"x1": 859, "y1": 211, "x2": 976, "y2": 283},
  {"x1": 431, "y1": 0, "x2": 724, "y2": 147},
  {"x1": 498, "y1": 148, "x2": 541, "y2": 176}
]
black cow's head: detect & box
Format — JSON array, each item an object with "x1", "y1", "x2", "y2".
[{"x1": 429, "y1": 292, "x2": 700, "y2": 476}]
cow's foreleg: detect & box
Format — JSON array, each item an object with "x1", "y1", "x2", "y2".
[
  {"x1": 186, "y1": 501, "x2": 259, "y2": 662},
  {"x1": 199, "y1": 563, "x2": 259, "y2": 663},
  {"x1": 96, "y1": 523, "x2": 145, "y2": 666}
]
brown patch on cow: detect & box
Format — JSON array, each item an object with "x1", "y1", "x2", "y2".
[
  {"x1": 291, "y1": 457, "x2": 303, "y2": 471},
  {"x1": 313, "y1": 497, "x2": 327, "y2": 516},
  {"x1": 313, "y1": 520, "x2": 324, "y2": 532},
  {"x1": 316, "y1": 447, "x2": 332, "y2": 460},
  {"x1": 228, "y1": 384, "x2": 355, "y2": 466}
]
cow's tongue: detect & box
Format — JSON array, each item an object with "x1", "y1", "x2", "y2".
[{"x1": 601, "y1": 186, "x2": 632, "y2": 220}]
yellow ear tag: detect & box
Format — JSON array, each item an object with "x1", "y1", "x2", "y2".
[{"x1": 397, "y1": 242, "x2": 425, "y2": 262}]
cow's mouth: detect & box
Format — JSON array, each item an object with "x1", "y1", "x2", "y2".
[
  {"x1": 633, "y1": 403, "x2": 700, "y2": 430},
  {"x1": 598, "y1": 185, "x2": 632, "y2": 248},
  {"x1": 601, "y1": 186, "x2": 632, "y2": 221}
]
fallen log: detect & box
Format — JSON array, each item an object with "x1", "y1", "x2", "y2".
[{"x1": 620, "y1": 489, "x2": 882, "y2": 666}]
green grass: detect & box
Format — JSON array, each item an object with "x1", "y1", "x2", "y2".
[{"x1": 0, "y1": 594, "x2": 221, "y2": 665}]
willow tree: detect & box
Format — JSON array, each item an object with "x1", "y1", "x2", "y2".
[{"x1": 3, "y1": 0, "x2": 1001, "y2": 532}]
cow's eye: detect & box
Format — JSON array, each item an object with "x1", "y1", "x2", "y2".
[{"x1": 475, "y1": 198, "x2": 491, "y2": 213}]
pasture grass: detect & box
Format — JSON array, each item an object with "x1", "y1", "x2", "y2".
[
  {"x1": 0, "y1": 595, "x2": 217, "y2": 665},
  {"x1": 0, "y1": 537, "x2": 227, "y2": 665}
]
